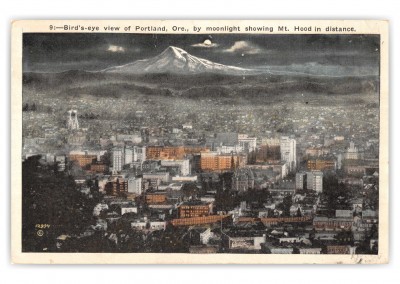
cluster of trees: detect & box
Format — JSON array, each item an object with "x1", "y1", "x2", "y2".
[
  {"x1": 22, "y1": 102, "x2": 52, "y2": 113},
  {"x1": 144, "y1": 224, "x2": 189, "y2": 253},
  {"x1": 215, "y1": 187, "x2": 273, "y2": 212},
  {"x1": 276, "y1": 195, "x2": 293, "y2": 217},
  {"x1": 22, "y1": 103, "x2": 37, "y2": 111},
  {"x1": 22, "y1": 156, "x2": 98, "y2": 252},
  {"x1": 79, "y1": 112, "x2": 100, "y2": 120},
  {"x1": 322, "y1": 173, "x2": 351, "y2": 216}
]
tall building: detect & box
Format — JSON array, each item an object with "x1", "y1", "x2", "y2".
[
  {"x1": 280, "y1": 136, "x2": 297, "y2": 171},
  {"x1": 128, "y1": 177, "x2": 142, "y2": 195},
  {"x1": 67, "y1": 110, "x2": 79, "y2": 131},
  {"x1": 134, "y1": 146, "x2": 146, "y2": 162},
  {"x1": 257, "y1": 138, "x2": 281, "y2": 163},
  {"x1": 296, "y1": 172, "x2": 307, "y2": 190},
  {"x1": 105, "y1": 177, "x2": 128, "y2": 196},
  {"x1": 69, "y1": 153, "x2": 97, "y2": 168},
  {"x1": 178, "y1": 201, "x2": 213, "y2": 218},
  {"x1": 146, "y1": 146, "x2": 185, "y2": 160},
  {"x1": 238, "y1": 134, "x2": 257, "y2": 153},
  {"x1": 344, "y1": 141, "x2": 360, "y2": 160},
  {"x1": 256, "y1": 144, "x2": 281, "y2": 163},
  {"x1": 231, "y1": 168, "x2": 255, "y2": 192},
  {"x1": 306, "y1": 171, "x2": 323, "y2": 193},
  {"x1": 140, "y1": 127, "x2": 150, "y2": 143},
  {"x1": 307, "y1": 159, "x2": 336, "y2": 171},
  {"x1": 125, "y1": 146, "x2": 134, "y2": 165},
  {"x1": 200, "y1": 151, "x2": 246, "y2": 172},
  {"x1": 112, "y1": 147, "x2": 124, "y2": 172},
  {"x1": 55, "y1": 155, "x2": 66, "y2": 172},
  {"x1": 125, "y1": 146, "x2": 147, "y2": 165}
]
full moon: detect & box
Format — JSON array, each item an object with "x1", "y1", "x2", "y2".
[{"x1": 203, "y1": 39, "x2": 212, "y2": 46}]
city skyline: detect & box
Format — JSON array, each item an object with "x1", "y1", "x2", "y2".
[{"x1": 18, "y1": 28, "x2": 383, "y2": 260}]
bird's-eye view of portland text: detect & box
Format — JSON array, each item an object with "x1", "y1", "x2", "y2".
[{"x1": 21, "y1": 32, "x2": 380, "y2": 255}]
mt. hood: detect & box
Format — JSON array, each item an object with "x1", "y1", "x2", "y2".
[{"x1": 103, "y1": 46, "x2": 252, "y2": 75}]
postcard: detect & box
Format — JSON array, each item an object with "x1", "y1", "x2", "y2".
[{"x1": 11, "y1": 20, "x2": 388, "y2": 264}]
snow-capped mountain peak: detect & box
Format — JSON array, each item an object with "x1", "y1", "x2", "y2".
[{"x1": 104, "y1": 46, "x2": 252, "y2": 75}]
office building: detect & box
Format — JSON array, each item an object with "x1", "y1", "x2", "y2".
[
  {"x1": 280, "y1": 136, "x2": 297, "y2": 171},
  {"x1": 307, "y1": 171, "x2": 323, "y2": 193}
]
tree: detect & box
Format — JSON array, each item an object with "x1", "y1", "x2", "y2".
[
  {"x1": 323, "y1": 174, "x2": 350, "y2": 216},
  {"x1": 335, "y1": 231, "x2": 354, "y2": 245},
  {"x1": 248, "y1": 150, "x2": 257, "y2": 164},
  {"x1": 145, "y1": 224, "x2": 189, "y2": 253},
  {"x1": 182, "y1": 182, "x2": 198, "y2": 198},
  {"x1": 241, "y1": 188, "x2": 272, "y2": 208},
  {"x1": 277, "y1": 195, "x2": 293, "y2": 217},
  {"x1": 369, "y1": 223, "x2": 378, "y2": 239},
  {"x1": 22, "y1": 156, "x2": 97, "y2": 252},
  {"x1": 296, "y1": 207, "x2": 302, "y2": 217},
  {"x1": 215, "y1": 190, "x2": 238, "y2": 212},
  {"x1": 61, "y1": 231, "x2": 117, "y2": 252}
]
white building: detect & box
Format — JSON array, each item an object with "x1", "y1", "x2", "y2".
[
  {"x1": 143, "y1": 172, "x2": 170, "y2": 183},
  {"x1": 307, "y1": 170, "x2": 323, "y2": 193},
  {"x1": 97, "y1": 176, "x2": 111, "y2": 193},
  {"x1": 238, "y1": 134, "x2": 257, "y2": 153},
  {"x1": 182, "y1": 123, "x2": 193, "y2": 130},
  {"x1": 344, "y1": 141, "x2": 360, "y2": 160},
  {"x1": 295, "y1": 172, "x2": 307, "y2": 190},
  {"x1": 112, "y1": 147, "x2": 124, "y2": 172},
  {"x1": 128, "y1": 177, "x2": 142, "y2": 195},
  {"x1": 125, "y1": 146, "x2": 147, "y2": 165},
  {"x1": 278, "y1": 237, "x2": 302, "y2": 243},
  {"x1": 280, "y1": 136, "x2": 296, "y2": 171},
  {"x1": 93, "y1": 203, "x2": 109, "y2": 216},
  {"x1": 130, "y1": 146, "x2": 146, "y2": 162},
  {"x1": 67, "y1": 110, "x2": 79, "y2": 130},
  {"x1": 172, "y1": 175, "x2": 198, "y2": 182},
  {"x1": 131, "y1": 219, "x2": 166, "y2": 231},
  {"x1": 121, "y1": 206, "x2": 138, "y2": 215},
  {"x1": 261, "y1": 137, "x2": 280, "y2": 146},
  {"x1": 270, "y1": 247, "x2": 294, "y2": 254},
  {"x1": 116, "y1": 134, "x2": 142, "y2": 144},
  {"x1": 216, "y1": 144, "x2": 244, "y2": 154},
  {"x1": 200, "y1": 228, "x2": 213, "y2": 245},
  {"x1": 131, "y1": 221, "x2": 147, "y2": 230},
  {"x1": 299, "y1": 248, "x2": 322, "y2": 254},
  {"x1": 336, "y1": 209, "x2": 353, "y2": 218},
  {"x1": 149, "y1": 221, "x2": 166, "y2": 230},
  {"x1": 161, "y1": 159, "x2": 190, "y2": 176},
  {"x1": 55, "y1": 155, "x2": 66, "y2": 171},
  {"x1": 125, "y1": 146, "x2": 134, "y2": 165}
]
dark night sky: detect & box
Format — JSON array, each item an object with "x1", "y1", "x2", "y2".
[{"x1": 23, "y1": 33, "x2": 380, "y2": 73}]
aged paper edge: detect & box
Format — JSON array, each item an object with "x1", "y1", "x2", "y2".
[{"x1": 10, "y1": 20, "x2": 389, "y2": 264}]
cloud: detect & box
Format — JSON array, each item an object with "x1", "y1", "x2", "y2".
[
  {"x1": 107, "y1": 45, "x2": 125, "y2": 53},
  {"x1": 191, "y1": 39, "x2": 219, "y2": 48},
  {"x1": 223, "y1": 41, "x2": 265, "y2": 55}
]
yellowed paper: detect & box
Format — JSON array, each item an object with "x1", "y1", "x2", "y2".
[{"x1": 11, "y1": 20, "x2": 388, "y2": 264}]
